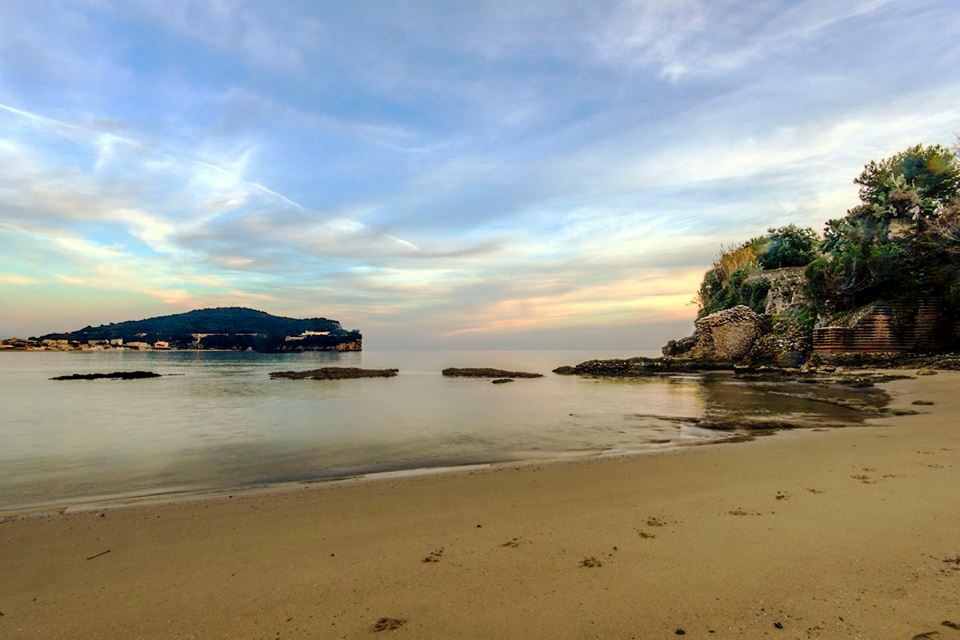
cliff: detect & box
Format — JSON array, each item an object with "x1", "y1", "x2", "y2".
[{"x1": 670, "y1": 143, "x2": 960, "y2": 366}]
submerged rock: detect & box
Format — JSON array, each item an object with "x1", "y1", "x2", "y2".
[
  {"x1": 50, "y1": 371, "x2": 162, "y2": 381},
  {"x1": 442, "y1": 368, "x2": 542, "y2": 378},
  {"x1": 269, "y1": 367, "x2": 398, "y2": 380},
  {"x1": 491, "y1": 378, "x2": 514, "y2": 384}
]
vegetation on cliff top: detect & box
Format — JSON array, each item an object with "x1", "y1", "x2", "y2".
[
  {"x1": 698, "y1": 142, "x2": 960, "y2": 328},
  {"x1": 697, "y1": 225, "x2": 817, "y2": 317},
  {"x1": 807, "y1": 144, "x2": 960, "y2": 313}
]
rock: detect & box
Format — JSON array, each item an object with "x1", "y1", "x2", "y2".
[
  {"x1": 743, "y1": 333, "x2": 806, "y2": 368},
  {"x1": 50, "y1": 371, "x2": 162, "y2": 381},
  {"x1": 751, "y1": 267, "x2": 809, "y2": 315},
  {"x1": 912, "y1": 400, "x2": 935, "y2": 405},
  {"x1": 552, "y1": 357, "x2": 729, "y2": 377},
  {"x1": 917, "y1": 368, "x2": 938, "y2": 376},
  {"x1": 269, "y1": 367, "x2": 398, "y2": 380},
  {"x1": 661, "y1": 335, "x2": 696, "y2": 357},
  {"x1": 688, "y1": 305, "x2": 764, "y2": 362},
  {"x1": 491, "y1": 378, "x2": 514, "y2": 384},
  {"x1": 442, "y1": 368, "x2": 542, "y2": 378}
]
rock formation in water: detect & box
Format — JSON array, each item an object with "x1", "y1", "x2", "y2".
[
  {"x1": 50, "y1": 371, "x2": 162, "y2": 381},
  {"x1": 269, "y1": 368, "x2": 398, "y2": 380},
  {"x1": 442, "y1": 368, "x2": 543, "y2": 378}
]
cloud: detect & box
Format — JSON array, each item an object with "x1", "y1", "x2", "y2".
[
  {"x1": 593, "y1": 0, "x2": 896, "y2": 80},
  {"x1": 0, "y1": 274, "x2": 37, "y2": 285}
]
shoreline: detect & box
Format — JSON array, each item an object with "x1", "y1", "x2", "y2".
[
  {"x1": 1, "y1": 432, "x2": 740, "y2": 520},
  {"x1": 1, "y1": 373, "x2": 958, "y2": 638}
]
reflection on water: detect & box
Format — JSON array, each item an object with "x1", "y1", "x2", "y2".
[{"x1": 0, "y1": 350, "x2": 881, "y2": 512}]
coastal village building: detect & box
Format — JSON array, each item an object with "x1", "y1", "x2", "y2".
[{"x1": 284, "y1": 330, "x2": 332, "y2": 343}]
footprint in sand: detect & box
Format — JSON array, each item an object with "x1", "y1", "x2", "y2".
[
  {"x1": 500, "y1": 537, "x2": 527, "y2": 548},
  {"x1": 580, "y1": 556, "x2": 603, "y2": 568},
  {"x1": 850, "y1": 474, "x2": 876, "y2": 484},
  {"x1": 806, "y1": 488, "x2": 826, "y2": 494},
  {"x1": 637, "y1": 530, "x2": 657, "y2": 539},
  {"x1": 421, "y1": 548, "x2": 444, "y2": 563},
  {"x1": 644, "y1": 515, "x2": 674, "y2": 527},
  {"x1": 775, "y1": 490, "x2": 790, "y2": 501},
  {"x1": 728, "y1": 508, "x2": 762, "y2": 516},
  {"x1": 373, "y1": 617, "x2": 406, "y2": 632}
]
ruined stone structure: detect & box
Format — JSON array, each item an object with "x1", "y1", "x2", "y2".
[
  {"x1": 813, "y1": 298, "x2": 948, "y2": 355},
  {"x1": 751, "y1": 267, "x2": 810, "y2": 315}
]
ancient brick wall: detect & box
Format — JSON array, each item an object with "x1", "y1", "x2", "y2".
[{"x1": 813, "y1": 298, "x2": 948, "y2": 354}]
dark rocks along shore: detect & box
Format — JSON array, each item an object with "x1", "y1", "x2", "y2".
[
  {"x1": 50, "y1": 371, "x2": 162, "y2": 381},
  {"x1": 442, "y1": 368, "x2": 543, "y2": 378},
  {"x1": 270, "y1": 368, "x2": 399, "y2": 380}
]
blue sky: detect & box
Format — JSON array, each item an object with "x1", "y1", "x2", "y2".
[{"x1": 1, "y1": 0, "x2": 959, "y2": 348}]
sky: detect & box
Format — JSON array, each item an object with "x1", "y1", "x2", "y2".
[{"x1": 1, "y1": 1, "x2": 959, "y2": 348}]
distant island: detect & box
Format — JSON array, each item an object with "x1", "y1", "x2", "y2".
[{"x1": 0, "y1": 307, "x2": 362, "y2": 353}]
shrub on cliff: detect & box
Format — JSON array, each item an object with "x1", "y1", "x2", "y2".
[
  {"x1": 757, "y1": 225, "x2": 819, "y2": 269},
  {"x1": 698, "y1": 267, "x2": 771, "y2": 317},
  {"x1": 855, "y1": 144, "x2": 960, "y2": 221},
  {"x1": 806, "y1": 144, "x2": 960, "y2": 314}
]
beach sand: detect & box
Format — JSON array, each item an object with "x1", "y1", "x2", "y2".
[{"x1": 1, "y1": 373, "x2": 958, "y2": 639}]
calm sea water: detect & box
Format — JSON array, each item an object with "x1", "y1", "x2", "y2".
[{"x1": 0, "y1": 350, "x2": 871, "y2": 513}]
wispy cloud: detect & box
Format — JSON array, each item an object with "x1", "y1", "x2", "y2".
[{"x1": 0, "y1": 274, "x2": 38, "y2": 285}]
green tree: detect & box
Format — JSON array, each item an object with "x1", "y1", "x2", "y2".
[
  {"x1": 855, "y1": 144, "x2": 960, "y2": 221},
  {"x1": 758, "y1": 225, "x2": 819, "y2": 269}
]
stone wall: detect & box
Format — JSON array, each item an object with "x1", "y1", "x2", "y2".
[
  {"x1": 813, "y1": 298, "x2": 948, "y2": 355},
  {"x1": 748, "y1": 267, "x2": 810, "y2": 315}
]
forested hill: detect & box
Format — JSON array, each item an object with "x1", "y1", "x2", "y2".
[{"x1": 41, "y1": 307, "x2": 348, "y2": 342}]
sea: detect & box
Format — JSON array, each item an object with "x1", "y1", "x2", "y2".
[{"x1": 0, "y1": 350, "x2": 873, "y2": 514}]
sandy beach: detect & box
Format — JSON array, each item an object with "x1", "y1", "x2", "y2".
[{"x1": 1, "y1": 372, "x2": 958, "y2": 639}]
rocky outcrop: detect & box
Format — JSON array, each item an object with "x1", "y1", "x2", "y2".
[
  {"x1": 50, "y1": 371, "x2": 162, "y2": 381},
  {"x1": 552, "y1": 357, "x2": 729, "y2": 377},
  {"x1": 661, "y1": 335, "x2": 697, "y2": 357},
  {"x1": 442, "y1": 368, "x2": 542, "y2": 378},
  {"x1": 270, "y1": 367, "x2": 398, "y2": 380},
  {"x1": 687, "y1": 305, "x2": 765, "y2": 363}
]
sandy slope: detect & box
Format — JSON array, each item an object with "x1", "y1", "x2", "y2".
[{"x1": 1, "y1": 373, "x2": 958, "y2": 639}]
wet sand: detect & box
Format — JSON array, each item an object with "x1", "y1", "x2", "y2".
[{"x1": 1, "y1": 373, "x2": 958, "y2": 639}]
